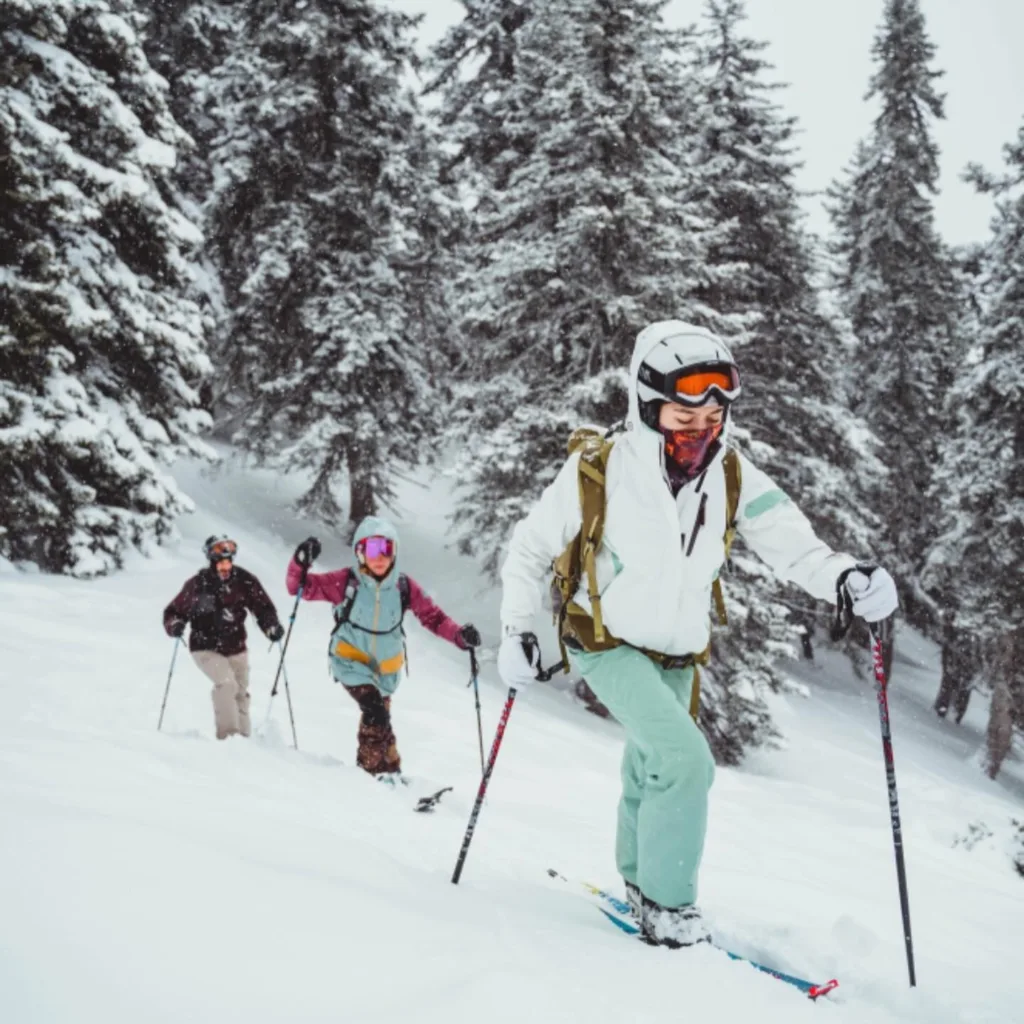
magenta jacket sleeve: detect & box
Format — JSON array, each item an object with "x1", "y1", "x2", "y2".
[
  {"x1": 405, "y1": 576, "x2": 465, "y2": 648},
  {"x1": 285, "y1": 558, "x2": 351, "y2": 604}
]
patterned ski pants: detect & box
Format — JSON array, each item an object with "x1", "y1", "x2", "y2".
[{"x1": 344, "y1": 683, "x2": 401, "y2": 775}]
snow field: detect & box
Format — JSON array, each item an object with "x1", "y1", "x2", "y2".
[{"x1": 1, "y1": 452, "x2": 1022, "y2": 1023}]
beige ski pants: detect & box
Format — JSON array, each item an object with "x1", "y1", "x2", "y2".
[{"x1": 192, "y1": 650, "x2": 251, "y2": 739}]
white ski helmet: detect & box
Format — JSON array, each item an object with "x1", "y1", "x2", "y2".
[{"x1": 635, "y1": 322, "x2": 741, "y2": 410}]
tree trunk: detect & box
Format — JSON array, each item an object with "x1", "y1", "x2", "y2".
[
  {"x1": 936, "y1": 623, "x2": 974, "y2": 722},
  {"x1": 984, "y1": 631, "x2": 1023, "y2": 779},
  {"x1": 985, "y1": 677, "x2": 1014, "y2": 780},
  {"x1": 953, "y1": 683, "x2": 972, "y2": 725},
  {"x1": 347, "y1": 448, "x2": 377, "y2": 526}
]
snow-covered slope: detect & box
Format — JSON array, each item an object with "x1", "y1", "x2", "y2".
[{"x1": 2, "y1": 450, "x2": 1022, "y2": 1024}]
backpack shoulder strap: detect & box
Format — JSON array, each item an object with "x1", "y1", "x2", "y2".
[
  {"x1": 573, "y1": 433, "x2": 615, "y2": 643},
  {"x1": 722, "y1": 447, "x2": 742, "y2": 554},
  {"x1": 398, "y1": 573, "x2": 411, "y2": 615},
  {"x1": 712, "y1": 448, "x2": 743, "y2": 627},
  {"x1": 333, "y1": 569, "x2": 360, "y2": 628}
]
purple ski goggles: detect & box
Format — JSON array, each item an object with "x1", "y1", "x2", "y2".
[{"x1": 358, "y1": 535, "x2": 395, "y2": 560}]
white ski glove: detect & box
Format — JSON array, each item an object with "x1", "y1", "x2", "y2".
[
  {"x1": 498, "y1": 630, "x2": 542, "y2": 689},
  {"x1": 841, "y1": 564, "x2": 899, "y2": 623}
]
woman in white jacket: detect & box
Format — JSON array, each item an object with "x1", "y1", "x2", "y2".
[{"x1": 497, "y1": 320, "x2": 898, "y2": 948}]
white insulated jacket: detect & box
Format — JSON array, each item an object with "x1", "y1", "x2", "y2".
[{"x1": 500, "y1": 328, "x2": 857, "y2": 658}]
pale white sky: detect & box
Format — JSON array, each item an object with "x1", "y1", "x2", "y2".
[{"x1": 391, "y1": 0, "x2": 1024, "y2": 246}]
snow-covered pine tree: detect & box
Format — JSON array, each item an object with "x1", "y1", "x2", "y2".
[
  {"x1": 201, "y1": 0, "x2": 452, "y2": 528},
  {"x1": 136, "y1": 1, "x2": 242, "y2": 204},
  {"x1": 426, "y1": 0, "x2": 537, "y2": 192},
  {"x1": 0, "y1": 0, "x2": 211, "y2": 576},
  {"x1": 930, "y1": 123, "x2": 1024, "y2": 778},
  {"x1": 922, "y1": 244, "x2": 986, "y2": 724},
  {"x1": 828, "y1": 0, "x2": 958, "y2": 625}
]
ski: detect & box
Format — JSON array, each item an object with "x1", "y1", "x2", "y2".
[
  {"x1": 414, "y1": 786, "x2": 453, "y2": 813},
  {"x1": 375, "y1": 774, "x2": 452, "y2": 813},
  {"x1": 547, "y1": 869, "x2": 838, "y2": 1001}
]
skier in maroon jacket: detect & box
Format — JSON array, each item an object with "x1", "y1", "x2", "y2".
[{"x1": 164, "y1": 535, "x2": 283, "y2": 739}]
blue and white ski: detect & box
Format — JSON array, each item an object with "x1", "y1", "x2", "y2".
[{"x1": 546, "y1": 869, "x2": 839, "y2": 1000}]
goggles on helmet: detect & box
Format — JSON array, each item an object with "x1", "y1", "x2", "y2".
[
  {"x1": 205, "y1": 537, "x2": 237, "y2": 560},
  {"x1": 358, "y1": 536, "x2": 395, "y2": 560},
  {"x1": 637, "y1": 360, "x2": 741, "y2": 407}
]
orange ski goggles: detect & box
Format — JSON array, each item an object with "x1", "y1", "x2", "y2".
[{"x1": 638, "y1": 360, "x2": 741, "y2": 407}]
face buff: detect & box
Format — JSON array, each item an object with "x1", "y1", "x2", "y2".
[{"x1": 662, "y1": 424, "x2": 723, "y2": 481}]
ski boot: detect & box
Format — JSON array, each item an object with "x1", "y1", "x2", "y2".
[{"x1": 639, "y1": 894, "x2": 711, "y2": 949}]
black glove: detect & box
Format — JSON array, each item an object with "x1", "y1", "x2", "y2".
[
  {"x1": 294, "y1": 536, "x2": 321, "y2": 567},
  {"x1": 167, "y1": 618, "x2": 186, "y2": 639},
  {"x1": 458, "y1": 623, "x2": 481, "y2": 649},
  {"x1": 266, "y1": 623, "x2": 285, "y2": 643}
]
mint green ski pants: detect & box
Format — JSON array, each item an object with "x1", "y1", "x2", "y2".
[{"x1": 569, "y1": 645, "x2": 715, "y2": 909}]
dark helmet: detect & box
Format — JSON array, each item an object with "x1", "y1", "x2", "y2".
[{"x1": 203, "y1": 534, "x2": 237, "y2": 563}]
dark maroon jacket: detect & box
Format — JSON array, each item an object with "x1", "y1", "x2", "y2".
[{"x1": 164, "y1": 566, "x2": 281, "y2": 656}]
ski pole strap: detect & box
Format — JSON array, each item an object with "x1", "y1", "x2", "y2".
[
  {"x1": 830, "y1": 567, "x2": 856, "y2": 641},
  {"x1": 536, "y1": 659, "x2": 565, "y2": 682}
]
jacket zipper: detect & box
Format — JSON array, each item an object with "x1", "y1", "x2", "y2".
[
  {"x1": 685, "y1": 492, "x2": 708, "y2": 558},
  {"x1": 680, "y1": 471, "x2": 709, "y2": 553},
  {"x1": 370, "y1": 582, "x2": 381, "y2": 665}
]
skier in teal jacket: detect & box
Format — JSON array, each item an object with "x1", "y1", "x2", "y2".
[{"x1": 287, "y1": 516, "x2": 480, "y2": 779}]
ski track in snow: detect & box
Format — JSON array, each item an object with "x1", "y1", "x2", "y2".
[{"x1": 1, "y1": 447, "x2": 1022, "y2": 1023}]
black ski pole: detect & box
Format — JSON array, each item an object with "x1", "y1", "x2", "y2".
[
  {"x1": 451, "y1": 687, "x2": 518, "y2": 884},
  {"x1": 157, "y1": 637, "x2": 182, "y2": 731},
  {"x1": 468, "y1": 648, "x2": 485, "y2": 775},
  {"x1": 277, "y1": 640, "x2": 299, "y2": 750},
  {"x1": 869, "y1": 622, "x2": 916, "y2": 988},
  {"x1": 272, "y1": 580, "x2": 304, "y2": 700}
]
